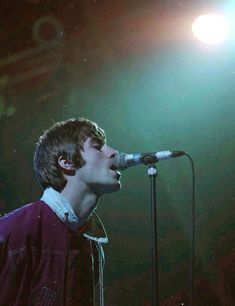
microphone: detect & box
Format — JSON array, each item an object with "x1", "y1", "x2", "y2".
[{"x1": 114, "y1": 151, "x2": 186, "y2": 170}]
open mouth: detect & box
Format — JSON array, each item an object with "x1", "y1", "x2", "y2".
[
  {"x1": 110, "y1": 164, "x2": 121, "y2": 180},
  {"x1": 110, "y1": 164, "x2": 118, "y2": 171}
]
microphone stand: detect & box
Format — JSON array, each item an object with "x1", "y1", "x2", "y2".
[
  {"x1": 148, "y1": 164, "x2": 159, "y2": 306},
  {"x1": 118, "y1": 151, "x2": 189, "y2": 305}
]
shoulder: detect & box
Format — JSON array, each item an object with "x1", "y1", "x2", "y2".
[
  {"x1": 0, "y1": 201, "x2": 54, "y2": 244},
  {"x1": 0, "y1": 201, "x2": 46, "y2": 226}
]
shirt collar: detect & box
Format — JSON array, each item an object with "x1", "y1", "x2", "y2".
[{"x1": 41, "y1": 187, "x2": 79, "y2": 230}]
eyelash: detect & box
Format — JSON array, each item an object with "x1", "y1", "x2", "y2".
[{"x1": 93, "y1": 145, "x2": 102, "y2": 151}]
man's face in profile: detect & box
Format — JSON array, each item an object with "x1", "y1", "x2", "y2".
[{"x1": 75, "y1": 138, "x2": 121, "y2": 196}]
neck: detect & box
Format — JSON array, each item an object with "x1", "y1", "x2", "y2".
[{"x1": 60, "y1": 184, "x2": 99, "y2": 225}]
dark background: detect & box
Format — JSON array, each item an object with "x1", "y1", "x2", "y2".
[{"x1": 0, "y1": 0, "x2": 235, "y2": 305}]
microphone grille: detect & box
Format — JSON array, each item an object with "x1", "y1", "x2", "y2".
[{"x1": 116, "y1": 152, "x2": 127, "y2": 170}]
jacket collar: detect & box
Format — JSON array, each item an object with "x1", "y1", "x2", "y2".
[
  {"x1": 83, "y1": 212, "x2": 108, "y2": 244},
  {"x1": 41, "y1": 187, "x2": 79, "y2": 228},
  {"x1": 41, "y1": 187, "x2": 108, "y2": 243}
]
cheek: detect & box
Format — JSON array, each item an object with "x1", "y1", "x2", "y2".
[
  {"x1": 85, "y1": 159, "x2": 106, "y2": 174},
  {"x1": 81, "y1": 153, "x2": 107, "y2": 173},
  {"x1": 89, "y1": 155, "x2": 106, "y2": 167}
]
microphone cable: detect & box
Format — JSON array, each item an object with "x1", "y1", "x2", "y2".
[{"x1": 184, "y1": 152, "x2": 196, "y2": 306}]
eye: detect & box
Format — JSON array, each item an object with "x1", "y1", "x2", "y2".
[{"x1": 93, "y1": 145, "x2": 102, "y2": 152}]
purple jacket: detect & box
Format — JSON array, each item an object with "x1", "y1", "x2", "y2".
[{"x1": 0, "y1": 200, "x2": 108, "y2": 306}]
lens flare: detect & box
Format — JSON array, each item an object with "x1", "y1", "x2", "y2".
[{"x1": 192, "y1": 14, "x2": 229, "y2": 44}]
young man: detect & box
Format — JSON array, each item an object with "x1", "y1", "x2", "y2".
[{"x1": 0, "y1": 118, "x2": 121, "y2": 306}]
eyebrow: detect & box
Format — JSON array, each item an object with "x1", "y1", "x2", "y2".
[{"x1": 90, "y1": 137, "x2": 105, "y2": 146}]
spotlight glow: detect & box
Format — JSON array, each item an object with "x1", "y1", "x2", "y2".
[{"x1": 192, "y1": 14, "x2": 229, "y2": 44}]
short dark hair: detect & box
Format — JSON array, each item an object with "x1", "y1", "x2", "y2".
[{"x1": 33, "y1": 118, "x2": 106, "y2": 191}]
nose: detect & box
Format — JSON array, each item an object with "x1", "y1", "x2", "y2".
[{"x1": 106, "y1": 146, "x2": 118, "y2": 159}]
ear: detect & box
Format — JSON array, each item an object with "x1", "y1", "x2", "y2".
[{"x1": 58, "y1": 156, "x2": 76, "y2": 175}]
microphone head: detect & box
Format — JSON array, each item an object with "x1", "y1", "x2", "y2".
[
  {"x1": 113, "y1": 150, "x2": 186, "y2": 171},
  {"x1": 113, "y1": 152, "x2": 127, "y2": 170}
]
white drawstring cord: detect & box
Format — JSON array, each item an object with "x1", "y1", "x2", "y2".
[
  {"x1": 89, "y1": 240, "x2": 96, "y2": 306},
  {"x1": 98, "y1": 242, "x2": 105, "y2": 306}
]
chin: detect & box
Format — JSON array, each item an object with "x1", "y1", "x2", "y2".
[
  {"x1": 103, "y1": 181, "x2": 121, "y2": 194},
  {"x1": 92, "y1": 181, "x2": 121, "y2": 196},
  {"x1": 109, "y1": 182, "x2": 121, "y2": 193}
]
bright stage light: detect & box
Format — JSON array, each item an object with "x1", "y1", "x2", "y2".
[{"x1": 192, "y1": 14, "x2": 229, "y2": 44}]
